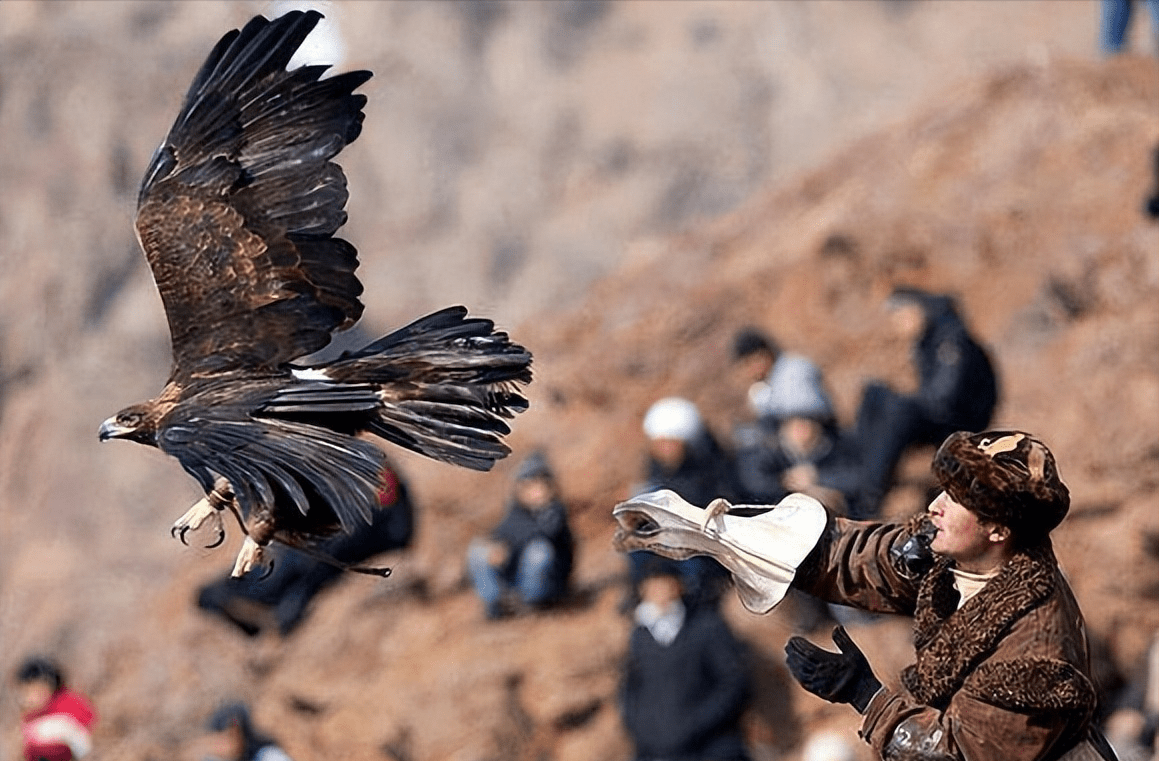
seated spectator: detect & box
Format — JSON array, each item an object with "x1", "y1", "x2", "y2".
[
  {"x1": 197, "y1": 464, "x2": 414, "y2": 636},
  {"x1": 467, "y1": 451, "x2": 574, "y2": 619},
  {"x1": 14, "y1": 656, "x2": 96, "y2": 761},
  {"x1": 201, "y1": 701, "x2": 292, "y2": 761},
  {"x1": 620, "y1": 558, "x2": 751, "y2": 761},
  {"x1": 734, "y1": 357, "x2": 871, "y2": 518},
  {"x1": 732, "y1": 327, "x2": 827, "y2": 429},
  {"x1": 854, "y1": 287, "x2": 998, "y2": 508},
  {"x1": 627, "y1": 397, "x2": 735, "y2": 609}
]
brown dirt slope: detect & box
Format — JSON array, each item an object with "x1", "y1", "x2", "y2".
[{"x1": 1, "y1": 39, "x2": 1157, "y2": 761}]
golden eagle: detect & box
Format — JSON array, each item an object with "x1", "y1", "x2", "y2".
[{"x1": 98, "y1": 11, "x2": 532, "y2": 576}]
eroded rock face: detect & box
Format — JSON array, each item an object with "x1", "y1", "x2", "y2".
[{"x1": 1, "y1": 2, "x2": 1156, "y2": 758}]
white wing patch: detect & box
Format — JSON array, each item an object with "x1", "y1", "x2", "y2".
[{"x1": 292, "y1": 367, "x2": 333, "y2": 381}]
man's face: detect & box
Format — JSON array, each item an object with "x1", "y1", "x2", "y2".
[
  {"x1": 649, "y1": 437, "x2": 686, "y2": 470},
  {"x1": 515, "y1": 477, "x2": 553, "y2": 510},
  {"x1": 738, "y1": 350, "x2": 775, "y2": 385},
  {"x1": 889, "y1": 302, "x2": 926, "y2": 342},
  {"x1": 926, "y1": 491, "x2": 1002, "y2": 563},
  {"x1": 16, "y1": 680, "x2": 53, "y2": 713},
  {"x1": 639, "y1": 574, "x2": 682, "y2": 610}
]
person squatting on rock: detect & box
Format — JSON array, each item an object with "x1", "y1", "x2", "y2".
[
  {"x1": 13, "y1": 656, "x2": 96, "y2": 761},
  {"x1": 467, "y1": 450, "x2": 574, "y2": 619},
  {"x1": 626, "y1": 397, "x2": 737, "y2": 610},
  {"x1": 620, "y1": 556, "x2": 752, "y2": 761},
  {"x1": 853, "y1": 287, "x2": 998, "y2": 509},
  {"x1": 783, "y1": 430, "x2": 1115, "y2": 761},
  {"x1": 201, "y1": 701, "x2": 293, "y2": 761},
  {"x1": 197, "y1": 464, "x2": 415, "y2": 636}
]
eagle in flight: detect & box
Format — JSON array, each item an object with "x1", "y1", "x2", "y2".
[{"x1": 99, "y1": 11, "x2": 532, "y2": 577}]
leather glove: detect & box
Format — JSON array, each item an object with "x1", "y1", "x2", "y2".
[{"x1": 785, "y1": 625, "x2": 882, "y2": 713}]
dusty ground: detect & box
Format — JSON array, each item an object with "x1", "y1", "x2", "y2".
[{"x1": 0, "y1": 2, "x2": 1157, "y2": 760}]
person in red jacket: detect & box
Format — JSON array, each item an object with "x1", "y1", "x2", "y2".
[{"x1": 14, "y1": 657, "x2": 96, "y2": 761}]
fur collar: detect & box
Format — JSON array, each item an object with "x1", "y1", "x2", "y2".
[{"x1": 900, "y1": 543, "x2": 1056, "y2": 708}]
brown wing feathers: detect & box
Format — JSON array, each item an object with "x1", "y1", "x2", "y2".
[
  {"x1": 112, "y1": 11, "x2": 532, "y2": 556},
  {"x1": 136, "y1": 10, "x2": 370, "y2": 377}
]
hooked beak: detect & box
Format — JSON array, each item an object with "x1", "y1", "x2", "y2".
[{"x1": 98, "y1": 417, "x2": 132, "y2": 441}]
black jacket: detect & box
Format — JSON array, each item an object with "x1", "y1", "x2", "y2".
[
  {"x1": 621, "y1": 605, "x2": 751, "y2": 761},
  {"x1": 733, "y1": 418, "x2": 867, "y2": 511},
  {"x1": 490, "y1": 497, "x2": 574, "y2": 582},
  {"x1": 643, "y1": 430, "x2": 739, "y2": 507},
  {"x1": 909, "y1": 292, "x2": 998, "y2": 432}
]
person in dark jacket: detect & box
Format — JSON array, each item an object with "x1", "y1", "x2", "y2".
[
  {"x1": 201, "y1": 701, "x2": 292, "y2": 761},
  {"x1": 467, "y1": 451, "x2": 574, "y2": 619},
  {"x1": 854, "y1": 287, "x2": 998, "y2": 508},
  {"x1": 628, "y1": 397, "x2": 736, "y2": 609},
  {"x1": 783, "y1": 430, "x2": 1111, "y2": 761},
  {"x1": 197, "y1": 464, "x2": 415, "y2": 636},
  {"x1": 621, "y1": 557, "x2": 752, "y2": 761},
  {"x1": 734, "y1": 356, "x2": 871, "y2": 518}
]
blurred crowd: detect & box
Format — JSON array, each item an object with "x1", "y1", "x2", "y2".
[{"x1": 13, "y1": 281, "x2": 1159, "y2": 761}]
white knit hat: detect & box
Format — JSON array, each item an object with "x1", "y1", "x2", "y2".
[
  {"x1": 749, "y1": 353, "x2": 834, "y2": 422},
  {"x1": 643, "y1": 397, "x2": 704, "y2": 442}
]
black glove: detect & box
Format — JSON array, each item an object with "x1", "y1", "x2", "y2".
[
  {"x1": 785, "y1": 625, "x2": 882, "y2": 713},
  {"x1": 890, "y1": 518, "x2": 937, "y2": 579}
]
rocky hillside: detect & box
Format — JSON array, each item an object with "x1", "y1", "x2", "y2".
[{"x1": 1, "y1": 2, "x2": 1157, "y2": 760}]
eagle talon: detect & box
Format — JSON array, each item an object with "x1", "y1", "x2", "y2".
[
  {"x1": 204, "y1": 527, "x2": 226, "y2": 549},
  {"x1": 171, "y1": 496, "x2": 226, "y2": 548},
  {"x1": 231, "y1": 536, "x2": 267, "y2": 578}
]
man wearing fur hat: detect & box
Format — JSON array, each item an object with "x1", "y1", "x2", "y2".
[{"x1": 781, "y1": 430, "x2": 1114, "y2": 760}]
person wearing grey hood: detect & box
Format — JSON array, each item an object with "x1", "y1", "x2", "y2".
[
  {"x1": 734, "y1": 355, "x2": 871, "y2": 518},
  {"x1": 854, "y1": 287, "x2": 998, "y2": 509},
  {"x1": 467, "y1": 451, "x2": 574, "y2": 619}
]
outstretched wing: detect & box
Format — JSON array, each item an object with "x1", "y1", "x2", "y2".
[{"x1": 135, "y1": 10, "x2": 372, "y2": 380}]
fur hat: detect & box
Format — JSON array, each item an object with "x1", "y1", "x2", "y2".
[{"x1": 932, "y1": 430, "x2": 1069, "y2": 543}]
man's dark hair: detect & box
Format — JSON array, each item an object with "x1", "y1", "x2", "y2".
[
  {"x1": 733, "y1": 326, "x2": 777, "y2": 361},
  {"x1": 15, "y1": 657, "x2": 64, "y2": 693}
]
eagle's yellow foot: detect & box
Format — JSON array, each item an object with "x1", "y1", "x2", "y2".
[
  {"x1": 171, "y1": 496, "x2": 226, "y2": 548},
  {"x1": 700, "y1": 497, "x2": 733, "y2": 535},
  {"x1": 231, "y1": 536, "x2": 273, "y2": 579}
]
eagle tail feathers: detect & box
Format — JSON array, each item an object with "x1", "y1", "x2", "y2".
[{"x1": 309, "y1": 307, "x2": 532, "y2": 470}]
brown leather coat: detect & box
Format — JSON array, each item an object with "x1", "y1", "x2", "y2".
[{"x1": 794, "y1": 515, "x2": 1108, "y2": 761}]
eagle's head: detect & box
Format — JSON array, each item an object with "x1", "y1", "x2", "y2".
[{"x1": 98, "y1": 403, "x2": 160, "y2": 446}]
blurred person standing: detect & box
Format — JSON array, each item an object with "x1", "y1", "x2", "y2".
[
  {"x1": 1101, "y1": 0, "x2": 1159, "y2": 54},
  {"x1": 201, "y1": 701, "x2": 292, "y2": 761},
  {"x1": 467, "y1": 451, "x2": 574, "y2": 619},
  {"x1": 621, "y1": 558, "x2": 751, "y2": 761},
  {"x1": 13, "y1": 656, "x2": 95, "y2": 761},
  {"x1": 853, "y1": 287, "x2": 997, "y2": 509}
]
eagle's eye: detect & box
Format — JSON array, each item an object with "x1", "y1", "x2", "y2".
[{"x1": 118, "y1": 411, "x2": 143, "y2": 428}]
